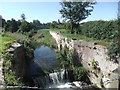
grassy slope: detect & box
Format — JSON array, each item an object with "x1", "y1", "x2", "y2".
[
  {"x1": 32, "y1": 29, "x2": 56, "y2": 48},
  {"x1": 4, "y1": 32, "x2": 29, "y2": 42},
  {"x1": 40, "y1": 29, "x2": 109, "y2": 47},
  {"x1": 3, "y1": 29, "x2": 109, "y2": 47}
]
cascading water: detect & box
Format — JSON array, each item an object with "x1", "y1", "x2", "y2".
[
  {"x1": 49, "y1": 72, "x2": 60, "y2": 84},
  {"x1": 32, "y1": 69, "x2": 89, "y2": 89},
  {"x1": 31, "y1": 45, "x2": 95, "y2": 89},
  {"x1": 32, "y1": 69, "x2": 66, "y2": 88},
  {"x1": 49, "y1": 69, "x2": 65, "y2": 84}
]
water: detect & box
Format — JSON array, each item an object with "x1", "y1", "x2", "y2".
[
  {"x1": 32, "y1": 69, "x2": 86, "y2": 89},
  {"x1": 34, "y1": 45, "x2": 58, "y2": 69},
  {"x1": 30, "y1": 45, "x2": 95, "y2": 89}
]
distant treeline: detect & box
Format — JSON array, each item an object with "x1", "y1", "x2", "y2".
[
  {"x1": 1, "y1": 16, "x2": 118, "y2": 42},
  {"x1": 1, "y1": 17, "x2": 118, "y2": 42},
  {"x1": 1, "y1": 18, "x2": 64, "y2": 33},
  {"x1": 1, "y1": 18, "x2": 50, "y2": 33}
]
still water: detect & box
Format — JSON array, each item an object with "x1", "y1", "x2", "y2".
[{"x1": 34, "y1": 45, "x2": 59, "y2": 69}]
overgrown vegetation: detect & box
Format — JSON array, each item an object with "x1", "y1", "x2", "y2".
[
  {"x1": 0, "y1": 35, "x2": 36, "y2": 86},
  {"x1": 0, "y1": 36, "x2": 24, "y2": 85},
  {"x1": 0, "y1": 1, "x2": 119, "y2": 87},
  {"x1": 32, "y1": 29, "x2": 56, "y2": 48},
  {"x1": 57, "y1": 47, "x2": 89, "y2": 82},
  {"x1": 90, "y1": 59, "x2": 99, "y2": 69},
  {"x1": 80, "y1": 20, "x2": 119, "y2": 63},
  {"x1": 0, "y1": 37, "x2": 15, "y2": 53},
  {"x1": 73, "y1": 66, "x2": 89, "y2": 82},
  {"x1": 81, "y1": 20, "x2": 118, "y2": 41},
  {"x1": 55, "y1": 20, "x2": 119, "y2": 63}
]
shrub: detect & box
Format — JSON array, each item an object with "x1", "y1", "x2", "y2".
[
  {"x1": 1, "y1": 37, "x2": 24, "y2": 85},
  {"x1": 81, "y1": 20, "x2": 118, "y2": 41},
  {"x1": 108, "y1": 42, "x2": 120, "y2": 63},
  {"x1": 57, "y1": 47, "x2": 89, "y2": 82},
  {"x1": 57, "y1": 47, "x2": 80, "y2": 69},
  {"x1": 73, "y1": 66, "x2": 89, "y2": 83}
]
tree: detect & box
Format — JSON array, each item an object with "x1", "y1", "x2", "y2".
[
  {"x1": 59, "y1": 0, "x2": 95, "y2": 33},
  {"x1": 33, "y1": 20, "x2": 42, "y2": 30},
  {"x1": 4, "y1": 19, "x2": 19, "y2": 32},
  {"x1": 50, "y1": 21, "x2": 58, "y2": 29},
  {"x1": 19, "y1": 13, "x2": 34, "y2": 32},
  {"x1": 18, "y1": 21, "x2": 32, "y2": 32},
  {"x1": 21, "y1": 13, "x2": 26, "y2": 22}
]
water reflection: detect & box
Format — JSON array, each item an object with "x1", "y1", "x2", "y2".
[{"x1": 34, "y1": 45, "x2": 58, "y2": 69}]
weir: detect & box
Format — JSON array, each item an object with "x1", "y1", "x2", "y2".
[
  {"x1": 30, "y1": 45, "x2": 90, "y2": 89},
  {"x1": 32, "y1": 69, "x2": 66, "y2": 88},
  {"x1": 32, "y1": 69, "x2": 90, "y2": 89}
]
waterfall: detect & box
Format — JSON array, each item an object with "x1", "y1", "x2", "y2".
[
  {"x1": 49, "y1": 72, "x2": 60, "y2": 84},
  {"x1": 32, "y1": 69, "x2": 91, "y2": 89},
  {"x1": 33, "y1": 69, "x2": 66, "y2": 88},
  {"x1": 49, "y1": 69, "x2": 65, "y2": 84}
]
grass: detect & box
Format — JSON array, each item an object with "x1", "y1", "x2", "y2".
[
  {"x1": 41, "y1": 29, "x2": 66, "y2": 32},
  {"x1": 0, "y1": 36, "x2": 16, "y2": 53},
  {"x1": 32, "y1": 29, "x2": 56, "y2": 48},
  {"x1": 0, "y1": 36, "x2": 24, "y2": 86},
  {"x1": 39, "y1": 29, "x2": 109, "y2": 47},
  {"x1": 4, "y1": 30, "x2": 55, "y2": 48},
  {"x1": 3, "y1": 28, "x2": 109, "y2": 47},
  {"x1": 4, "y1": 32, "x2": 29, "y2": 42},
  {"x1": 62, "y1": 32, "x2": 109, "y2": 46}
]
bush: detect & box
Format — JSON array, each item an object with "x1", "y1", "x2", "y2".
[
  {"x1": 57, "y1": 47, "x2": 80, "y2": 69},
  {"x1": 108, "y1": 42, "x2": 120, "y2": 63},
  {"x1": 57, "y1": 47, "x2": 89, "y2": 82},
  {"x1": 73, "y1": 66, "x2": 89, "y2": 82},
  {"x1": 21, "y1": 40, "x2": 34, "y2": 60},
  {"x1": 81, "y1": 20, "x2": 118, "y2": 41},
  {"x1": 2, "y1": 50, "x2": 24, "y2": 86}
]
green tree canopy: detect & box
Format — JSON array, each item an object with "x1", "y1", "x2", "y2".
[
  {"x1": 18, "y1": 21, "x2": 33, "y2": 32},
  {"x1": 50, "y1": 21, "x2": 58, "y2": 29},
  {"x1": 33, "y1": 20, "x2": 42, "y2": 30},
  {"x1": 59, "y1": 0, "x2": 95, "y2": 33},
  {"x1": 4, "y1": 18, "x2": 19, "y2": 32}
]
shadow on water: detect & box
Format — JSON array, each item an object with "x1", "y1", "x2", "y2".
[
  {"x1": 24, "y1": 45, "x2": 59, "y2": 87},
  {"x1": 5, "y1": 45, "x2": 100, "y2": 90},
  {"x1": 25, "y1": 60, "x2": 46, "y2": 87}
]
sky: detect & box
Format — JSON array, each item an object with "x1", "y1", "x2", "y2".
[{"x1": 0, "y1": 0, "x2": 119, "y2": 23}]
